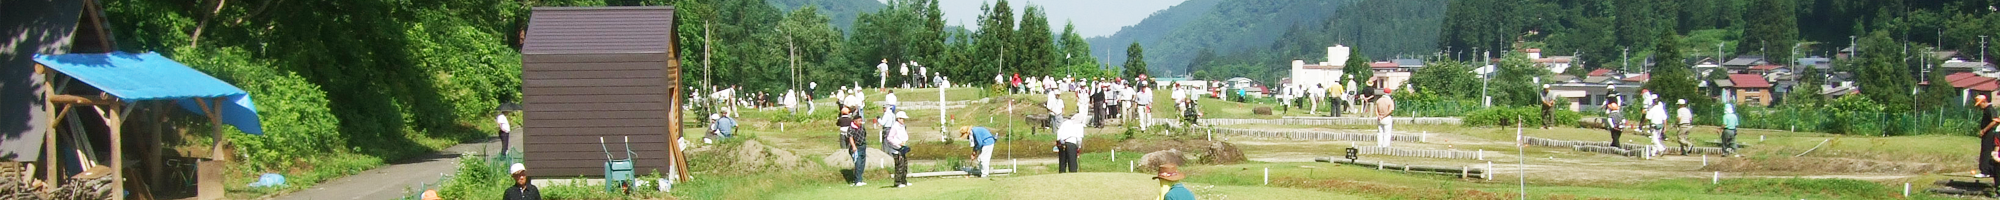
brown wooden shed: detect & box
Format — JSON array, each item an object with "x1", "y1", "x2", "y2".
[{"x1": 520, "y1": 6, "x2": 688, "y2": 179}]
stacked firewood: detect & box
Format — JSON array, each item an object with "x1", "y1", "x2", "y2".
[
  {"x1": 47, "y1": 173, "x2": 115, "y2": 200},
  {"x1": 0, "y1": 165, "x2": 47, "y2": 200}
]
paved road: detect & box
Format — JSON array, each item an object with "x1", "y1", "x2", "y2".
[{"x1": 272, "y1": 128, "x2": 520, "y2": 200}]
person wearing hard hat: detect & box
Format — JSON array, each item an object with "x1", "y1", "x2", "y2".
[
  {"x1": 1153, "y1": 164, "x2": 1197, "y2": 200},
  {"x1": 504, "y1": 163, "x2": 541, "y2": 200},
  {"x1": 1643, "y1": 91, "x2": 1668, "y2": 157}
]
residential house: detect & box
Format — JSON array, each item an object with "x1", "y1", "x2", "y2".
[
  {"x1": 1287, "y1": 45, "x2": 1351, "y2": 89},
  {"x1": 1720, "y1": 55, "x2": 1768, "y2": 74},
  {"x1": 1726, "y1": 74, "x2": 1774, "y2": 105}
]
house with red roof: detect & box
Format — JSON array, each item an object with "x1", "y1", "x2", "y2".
[{"x1": 1725, "y1": 74, "x2": 1773, "y2": 105}]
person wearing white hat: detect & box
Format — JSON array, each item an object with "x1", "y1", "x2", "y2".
[
  {"x1": 1674, "y1": 99, "x2": 1695, "y2": 155},
  {"x1": 885, "y1": 110, "x2": 912, "y2": 187},
  {"x1": 1643, "y1": 91, "x2": 1668, "y2": 157},
  {"x1": 504, "y1": 163, "x2": 541, "y2": 200}
]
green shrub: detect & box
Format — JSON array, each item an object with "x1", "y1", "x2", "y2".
[{"x1": 1463, "y1": 106, "x2": 1580, "y2": 127}]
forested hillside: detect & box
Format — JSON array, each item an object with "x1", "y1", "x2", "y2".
[
  {"x1": 1087, "y1": 0, "x2": 1354, "y2": 76},
  {"x1": 767, "y1": 0, "x2": 887, "y2": 32},
  {"x1": 1191, "y1": 0, "x2": 1445, "y2": 83},
  {"x1": 1084, "y1": 0, "x2": 1222, "y2": 66}
]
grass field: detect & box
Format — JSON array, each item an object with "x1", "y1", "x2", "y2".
[{"x1": 470, "y1": 86, "x2": 1998, "y2": 199}]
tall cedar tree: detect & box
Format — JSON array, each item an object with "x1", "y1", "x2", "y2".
[
  {"x1": 1856, "y1": 30, "x2": 1913, "y2": 112},
  {"x1": 1343, "y1": 48, "x2": 1372, "y2": 83},
  {"x1": 976, "y1": 0, "x2": 1015, "y2": 77},
  {"x1": 1126, "y1": 42, "x2": 1149, "y2": 78},
  {"x1": 1016, "y1": 5, "x2": 1057, "y2": 76}
]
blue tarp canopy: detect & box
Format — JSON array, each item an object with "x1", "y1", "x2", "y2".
[{"x1": 33, "y1": 52, "x2": 263, "y2": 135}]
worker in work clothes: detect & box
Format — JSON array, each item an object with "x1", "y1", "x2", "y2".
[
  {"x1": 1674, "y1": 99, "x2": 1694, "y2": 155},
  {"x1": 496, "y1": 112, "x2": 512, "y2": 157},
  {"x1": 1056, "y1": 112, "x2": 1090, "y2": 173}
]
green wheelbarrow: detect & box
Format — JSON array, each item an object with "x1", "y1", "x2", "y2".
[{"x1": 601, "y1": 136, "x2": 637, "y2": 194}]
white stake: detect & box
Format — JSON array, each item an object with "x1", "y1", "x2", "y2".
[
  {"x1": 1129, "y1": 161, "x2": 1135, "y2": 172},
  {"x1": 1111, "y1": 149, "x2": 1116, "y2": 161},
  {"x1": 1712, "y1": 171, "x2": 1719, "y2": 184},
  {"x1": 1263, "y1": 168, "x2": 1270, "y2": 185},
  {"x1": 1702, "y1": 155, "x2": 1708, "y2": 166},
  {"x1": 1903, "y1": 182, "x2": 1910, "y2": 197}
]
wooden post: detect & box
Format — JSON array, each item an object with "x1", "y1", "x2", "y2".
[
  {"x1": 195, "y1": 98, "x2": 225, "y2": 200},
  {"x1": 148, "y1": 102, "x2": 164, "y2": 194},
  {"x1": 104, "y1": 104, "x2": 124, "y2": 200},
  {"x1": 38, "y1": 64, "x2": 57, "y2": 190}
]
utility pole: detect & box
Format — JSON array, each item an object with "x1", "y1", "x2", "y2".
[
  {"x1": 777, "y1": 27, "x2": 798, "y2": 90},
  {"x1": 1622, "y1": 47, "x2": 1630, "y2": 73},
  {"x1": 1982, "y1": 35, "x2": 1989, "y2": 62},
  {"x1": 704, "y1": 22, "x2": 713, "y2": 91}
]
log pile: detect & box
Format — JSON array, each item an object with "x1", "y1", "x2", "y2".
[{"x1": 0, "y1": 165, "x2": 46, "y2": 200}]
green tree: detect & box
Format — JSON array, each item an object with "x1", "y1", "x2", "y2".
[
  {"x1": 1125, "y1": 42, "x2": 1149, "y2": 78},
  {"x1": 1343, "y1": 48, "x2": 1373, "y2": 82},
  {"x1": 1741, "y1": 0, "x2": 1798, "y2": 60},
  {"x1": 1015, "y1": 5, "x2": 1057, "y2": 76},
  {"x1": 1412, "y1": 59, "x2": 1481, "y2": 99},
  {"x1": 976, "y1": 0, "x2": 1016, "y2": 76},
  {"x1": 1855, "y1": 30, "x2": 1913, "y2": 112},
  {"x1": 1645, "y1": 31, "x2": 1704, "y2": 107}
]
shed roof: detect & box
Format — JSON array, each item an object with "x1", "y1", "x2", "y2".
[
  {"x1": 523, "y1": 7, "x2": 676, "y2": 55},
  {"x1": 33, "y1": 52, "x2": 263, "y2": 135}
]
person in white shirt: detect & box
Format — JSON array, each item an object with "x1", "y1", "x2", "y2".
[
  {"x1": 1310, "y1": 84, "x2": 1326, "y2": 115},
  {"x1": 899, "y1": 63, "x2": 912, "y2": 88},
  {"x1": 1136, "y1": 87, "x2": 1154, "y2": 130},
  {"x1": 1673, "y1": 99, "x2": 1694, "y2": 155},
  {"x1": 884, "y1": 90, "x2": 900, "y2": 108},
  {"x1": 878, "y1": 59, "x2": 889, "y2": 89},
  {"x1": 1643, "y1": 92, "x2": 1669, "y2": 157},
  {"x1": 1055, "y1": 112, "x2": 1090, "y2": 173},
  {"x1": 1047, "y1": 90, "x2": 1065, "y2": 125},
  {"x1": 497, "y1": 112, "x2": 512, "y2": 156}
]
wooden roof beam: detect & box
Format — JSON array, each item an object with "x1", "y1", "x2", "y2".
[{"x1": 49, "y1": 94, "x2": 120, "y2": 106}]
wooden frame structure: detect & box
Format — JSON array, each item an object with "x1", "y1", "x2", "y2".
[{"x1": 33, "y1": 63, "x2": 240, "y2": 200}]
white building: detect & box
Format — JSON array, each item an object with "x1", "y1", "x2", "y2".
[{"x1": 1289, "y1": 45, "x2": 1350, "y2": 88}]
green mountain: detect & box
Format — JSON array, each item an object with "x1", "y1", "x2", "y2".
[
  {"x1": 768, "y1": 0, "x2": 888, "y2": 32},
  {"x1": 1083, "y1": 0, "x2": 1357, "y2": 76}
]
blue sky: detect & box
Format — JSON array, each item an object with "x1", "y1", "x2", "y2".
[{"x1": 885, "y1": 0, "x2": 1187, "y2": 37}]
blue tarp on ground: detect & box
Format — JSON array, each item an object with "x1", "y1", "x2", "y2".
[{"x1": 33, "y1": 52, "x2": 263, "y2": 135}]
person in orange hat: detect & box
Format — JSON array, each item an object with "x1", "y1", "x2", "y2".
[{"x1": 1153, "y1": 164, "x2": 1196, "y2": 200}]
